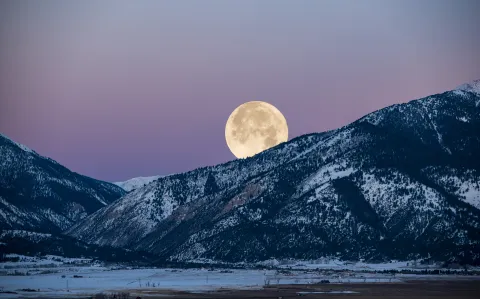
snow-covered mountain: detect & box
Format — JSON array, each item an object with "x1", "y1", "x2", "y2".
[
  {"x1": 68, "y1": 80, "x2": 480, "y2": 265},
  {"x1": 114, "y1": 176, "x2": 162, "y2": 192},
  {"x1": 455, "y1": 79, "x2": 480, "y2": 95},
  {"x1": 0, "y1": 134, "x2": 126, "y2": 233}
]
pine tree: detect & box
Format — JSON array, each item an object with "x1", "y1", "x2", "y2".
[{"x1": 204, "y1": 172, "x2": 219, "y2": 195}]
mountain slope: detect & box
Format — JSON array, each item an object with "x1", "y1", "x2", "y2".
[
  {"x1": 68, "y1": 81, "x2": 480, "y2": 264},
  {"x1": 114, "y1": 175, "x2": 162, "y2": 192},
  {"x1": 0, "y1": 134, "x2": 126, "y2": 233}
]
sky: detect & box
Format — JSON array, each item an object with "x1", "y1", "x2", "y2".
[{"x1": 0, "y1": 0, "x2": 479, "y2": 182}]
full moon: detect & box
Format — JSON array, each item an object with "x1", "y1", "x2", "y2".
[{"x1": 225, "y1": 101, "x2": 288, "y2": 159}]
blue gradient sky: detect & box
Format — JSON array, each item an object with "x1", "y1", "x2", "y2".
[{"x1": 1, "y1": 0, "x2": 479, "y2": 181}]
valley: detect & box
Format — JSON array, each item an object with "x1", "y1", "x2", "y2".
[{"x1": 1, "y1": 255, "x2": 480, "y2": 298}]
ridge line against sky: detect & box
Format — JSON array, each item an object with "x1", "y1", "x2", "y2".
[{"x1": 1, "y1": 0, "x2": 479, "y2": 182}]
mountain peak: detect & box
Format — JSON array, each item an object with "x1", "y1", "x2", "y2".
[
  {"x1": 455, "y1": 79, "x2": 480, "y2": 94},
  {"x1": 114, "y1": 175, "x2": 162, "y2": 191},
  {"x1": 0, "y1": 133, "x2": 36, "y2": 154},
  {"x1": 0, "y1": 133, "x2": 126, "y2": 233}
]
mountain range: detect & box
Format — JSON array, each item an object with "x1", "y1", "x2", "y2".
[
  {"x1": 63, "y1": 80, "x2": 480, "y2": 265},
  {"x1": 1, "y1": 80, "x2": 479, "y2": 265}
]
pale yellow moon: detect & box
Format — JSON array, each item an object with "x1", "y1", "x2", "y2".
[{"x1": 225, "y1": 101, "x2": 288, "y2": 159}]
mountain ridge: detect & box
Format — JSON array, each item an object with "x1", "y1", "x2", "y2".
[
  {"x1": 68, "y1": 81, "x2": 480, "y2": 264},
  {"x1": 0, "y1": 133, "x2": 126, "y2": 233},
  {"x1": 114, "y1": 175, "x2": 163, "y2": 192},
  {"x1": 455, "y1": 79, "x2": 480, "y2": 95}
]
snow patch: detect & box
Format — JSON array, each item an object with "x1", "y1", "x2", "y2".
[
  {"x1": 0, "y1": 133, "x2": 35, "y2": 154},
  {"x1": 300, "y1": 162, "x2": 355, "y2": 195},
  {"x1": 421, "y1": 107, "x2": 452, "y2": 155},
  {"x1": 114, "y1": 175, "x2": 162, "y2": 191},
  {"x1": 455, "y1": 79, "x2": 480, "y2": 95}
]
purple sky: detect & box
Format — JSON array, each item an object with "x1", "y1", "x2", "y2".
[{"x1": 1, "y1": 0, "x2": 479, "y2": 182}]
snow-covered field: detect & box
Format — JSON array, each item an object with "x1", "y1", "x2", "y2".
[
  {"x1": 2, "y1": 267, "x2": 267, "y2": 298},
  {"x1": 0, "y1": 267, "x2": 399, "y2": 298},
  {"x1": 1, "y1": 256, "x2": 480, "y2": 298},
  {"x1": 2, "y1": 266, "x2": 480, "y2": 298},
  {"x1": 258, "y1": 258, "x2": 451, "y2": 271}
]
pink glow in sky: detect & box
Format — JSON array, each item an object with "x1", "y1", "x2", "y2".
[{"x1": 1, "y1": 0, "x2": 479, "y2": 181}]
